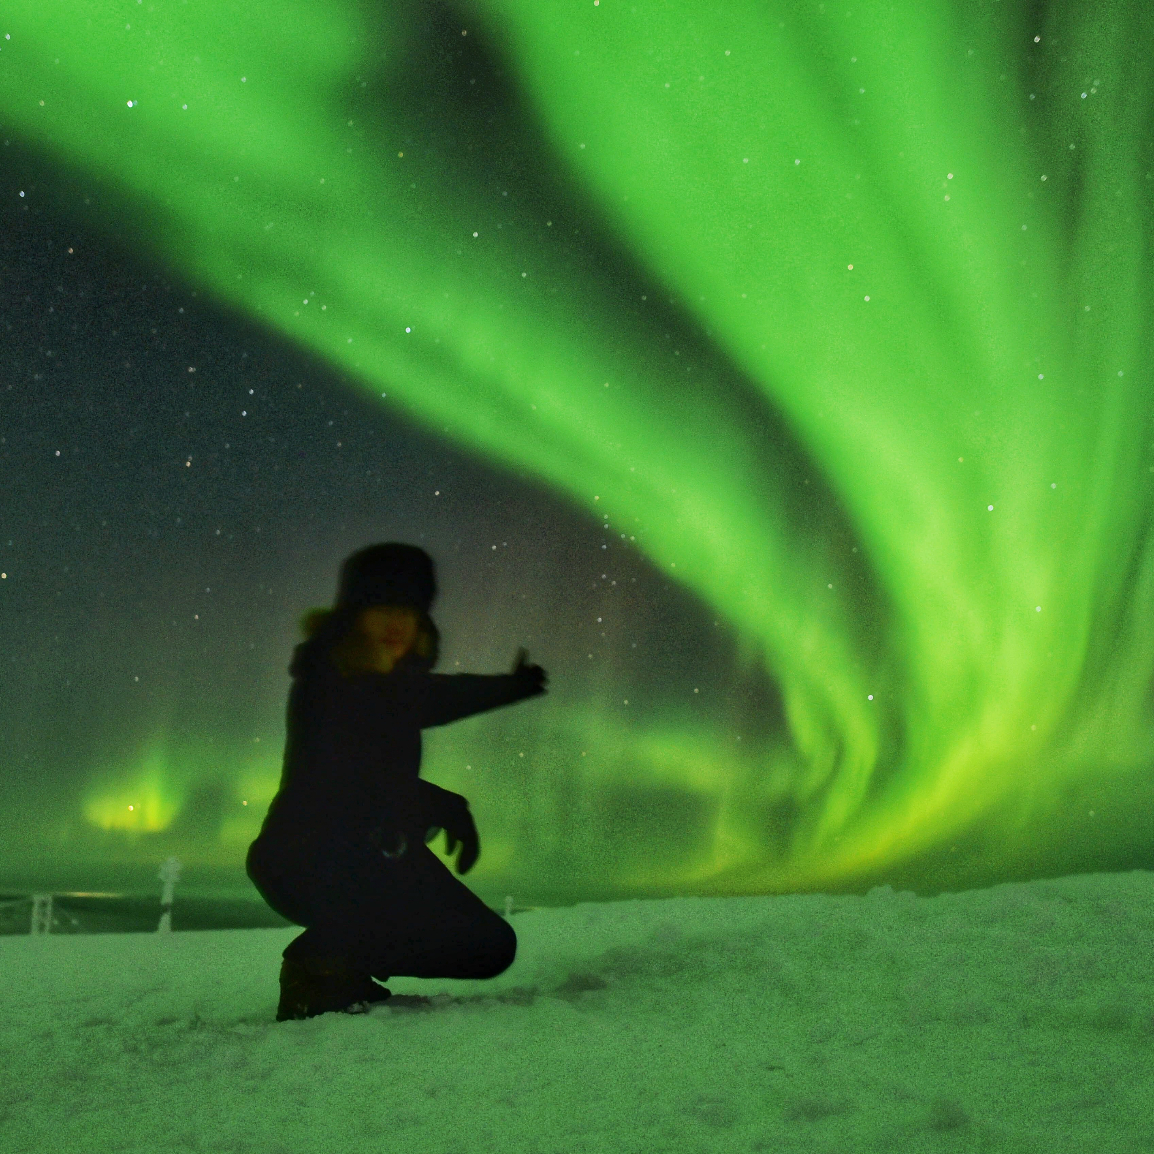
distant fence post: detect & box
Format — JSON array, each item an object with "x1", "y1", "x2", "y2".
[
  {"x1": 30, "y1": 894, "x2": 53, "y2": 936},
  {"x1": 157, "y1": 858, "x2": 182, "y2": 933}
]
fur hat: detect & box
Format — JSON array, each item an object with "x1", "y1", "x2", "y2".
[{"x1": 335, "y1": 542, "x2": 437, "y2": 613}]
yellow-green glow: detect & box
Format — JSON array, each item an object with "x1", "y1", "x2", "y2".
[
  {"x1": 218, "y1": 755, "x2": 283, "y2": 848},
  {"x1": 6, "y1": 0, "x2": 1154, "y2": 897},
  {"x1": 83, "y1": 742, "x2": 183, "y2": 834}
]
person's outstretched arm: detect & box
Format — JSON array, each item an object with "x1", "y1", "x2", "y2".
[{"x1": 418, "y1": 651, "x2": 547, "y2": 728}]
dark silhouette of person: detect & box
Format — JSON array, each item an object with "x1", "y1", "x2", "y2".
[{"x1": 245, "y1": 543, "x2": 548, "y2": 1021}]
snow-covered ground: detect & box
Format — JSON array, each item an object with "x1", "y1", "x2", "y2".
[{"x1": 3, "y1": 870, "x2": 1153, "y2": 1153}]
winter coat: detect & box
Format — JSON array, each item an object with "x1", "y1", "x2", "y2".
[{"x1": 250, "y1": 639, "x2": 544, "y2": 873}]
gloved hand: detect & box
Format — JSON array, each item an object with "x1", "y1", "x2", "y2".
[
  {"x1": 418, "y1": 780, "x2": 481, "y2": 875},
  {"x1": 511, "y1": 648, "x2": 548, "y2": 695}
]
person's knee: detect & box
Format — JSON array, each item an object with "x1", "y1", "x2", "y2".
[
  {"x1": 476, "y1": 920, "x2": 517, "y2": 979},
  {"x1": 246, "y1": 844, "x2": 309, "y2": 926}
]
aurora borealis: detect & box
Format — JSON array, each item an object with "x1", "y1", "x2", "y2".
[{"x1": 1, "y1": 1, "x2": 1152, "y2": 905}]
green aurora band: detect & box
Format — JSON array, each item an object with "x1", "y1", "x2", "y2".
[{"x1": 4, "y1": 0, "x2": 1153, "y2": 897}]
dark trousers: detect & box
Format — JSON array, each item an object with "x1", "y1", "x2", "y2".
[{"x1": 246, "y1": 832, "x2": 516, "y2": 981}]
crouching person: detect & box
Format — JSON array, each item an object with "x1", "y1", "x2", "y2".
[{"x1": 246, "y1": 542, "x2": 547, "y2": 1020}]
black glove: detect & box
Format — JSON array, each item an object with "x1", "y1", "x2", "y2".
[
  {"x1": 418, "y1": 780, "x2": 480, "y2": 875},
  {"x1": 511, "y1": 647, "x2": 548, "y2": 695}
]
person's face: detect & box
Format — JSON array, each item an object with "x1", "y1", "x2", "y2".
[{"x1": 357, "y1": 605, "x2": 420, "y2": 661}]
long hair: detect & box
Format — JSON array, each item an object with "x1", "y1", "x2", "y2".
[{"x1": 297, "y1": 605, "x2": 440, "y2": 675}]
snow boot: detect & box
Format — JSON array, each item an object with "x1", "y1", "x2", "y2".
[
  {"x1": 356, "y1": 974, "x2": 394, "y2": 1005},
  {"x1": 276, "y1": 956, "x2": 388, "y2": 1021}
]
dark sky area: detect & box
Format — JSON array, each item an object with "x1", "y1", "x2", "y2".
[{"x1": 0, "y1": 145, "x2": 783, "y2": 899}]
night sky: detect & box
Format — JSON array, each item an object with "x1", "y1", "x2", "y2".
[
  {"x1": 3, "y1": 1, "x2": 1153, "y2": 906},
  {"x1": 0, "y1": 132, "x2": 781, "y2": 902}
]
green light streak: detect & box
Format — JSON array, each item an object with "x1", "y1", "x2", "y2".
[
  {"x1": 83, "y1": 739, "x2": 184, "y2": 833},
  {"x1": 6, "y1": 0, "x2": 1154, "y2": 895}
]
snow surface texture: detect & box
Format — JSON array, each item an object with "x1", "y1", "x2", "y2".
[{"x1": 3, "y1": 871, "x2": 1153, "y2": 1153}]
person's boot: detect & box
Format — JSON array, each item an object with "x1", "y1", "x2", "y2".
[
  {"x1": 276, "y1": 956, "x2": 381, "y2": 1021},
  {"x1": 353, "y1": 973, "x2": 393, "y2": 1005}
]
